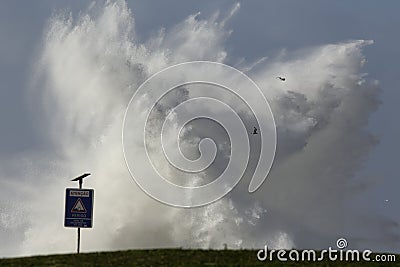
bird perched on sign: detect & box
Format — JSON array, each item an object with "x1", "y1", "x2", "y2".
[{"x1": 277, "y1": 76, "x2": 286, "y2": 81}]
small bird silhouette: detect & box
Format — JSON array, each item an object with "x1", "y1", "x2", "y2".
[
  {"x1": 252, "y1": 127, "x2": 258, "y2": 135},
  {"x1": 277, "y1": 76, "x2": 286, "y2": 81}
]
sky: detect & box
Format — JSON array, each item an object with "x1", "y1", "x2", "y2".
[{"x1": 0, "y1": 0, "x2": 399, "y2": 257}]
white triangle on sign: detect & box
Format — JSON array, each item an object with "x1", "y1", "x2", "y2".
[{"x1": 71, "y1": 198, "x2": 87, "y2": 213}]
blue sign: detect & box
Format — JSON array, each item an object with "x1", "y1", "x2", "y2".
[{"x1": 64, "y1": 188, "x2": 94, "y2": 228}]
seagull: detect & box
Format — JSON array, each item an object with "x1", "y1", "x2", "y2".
[
  {"x1": 277, "y1": 76, "x2": 286, "y2": 81},
  {"x1": 252, "y1": 127, "x2": 258, "y2": 135}
]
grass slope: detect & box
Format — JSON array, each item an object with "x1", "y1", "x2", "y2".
[{"x1": 0, "y1": 249, "x2": 398, "y2": 267}]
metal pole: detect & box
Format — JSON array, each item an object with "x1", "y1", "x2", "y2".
[
  {"x1": 70, "y1": 173, "x2": 90, "y2": 255},
  {"x1": 77, "y1": 228, "x2": 80, "y2": 254},
  {"x1": 77, "y1": 179, "x2": 82, "y2": 254}
]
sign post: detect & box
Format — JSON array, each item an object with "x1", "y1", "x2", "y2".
[{"x1": 64, "y1": 173, "x2": 93, "y2": 254}]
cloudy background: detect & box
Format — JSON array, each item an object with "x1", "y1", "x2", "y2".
[{"x1": 0, "y1": 0, "x2": 399, "y2": 257}]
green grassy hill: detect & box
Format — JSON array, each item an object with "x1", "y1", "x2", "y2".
[{"x1": 0, "y1": 249, "x2": 398, "y2": 267}]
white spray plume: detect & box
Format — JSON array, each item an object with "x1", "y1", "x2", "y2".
[{"x1": 0, "y1": 0, "x2": 392, "y2": 257}]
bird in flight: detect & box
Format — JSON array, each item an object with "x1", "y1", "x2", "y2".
[
  {"x1": 277, "y1": 76, "x2": 286, "y2": 81},
  {"x1": 252, "y1": 127, "x2": 258, "y2": 135}
]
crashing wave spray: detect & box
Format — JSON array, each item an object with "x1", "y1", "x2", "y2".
[
  {"x1": 123, "y1": 61, "x2": 276, "y2": 207},
  {"x1": 0, "y1": 0, "x2": 387, "y2": 257}
]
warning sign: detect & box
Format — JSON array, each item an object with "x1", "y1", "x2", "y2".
[
  {"x1": 71, "y1": 198, "x2": 87, "y2": 213},
  {"x1": 64, "y1": 188, "x2": 94, "y2": 228}
]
